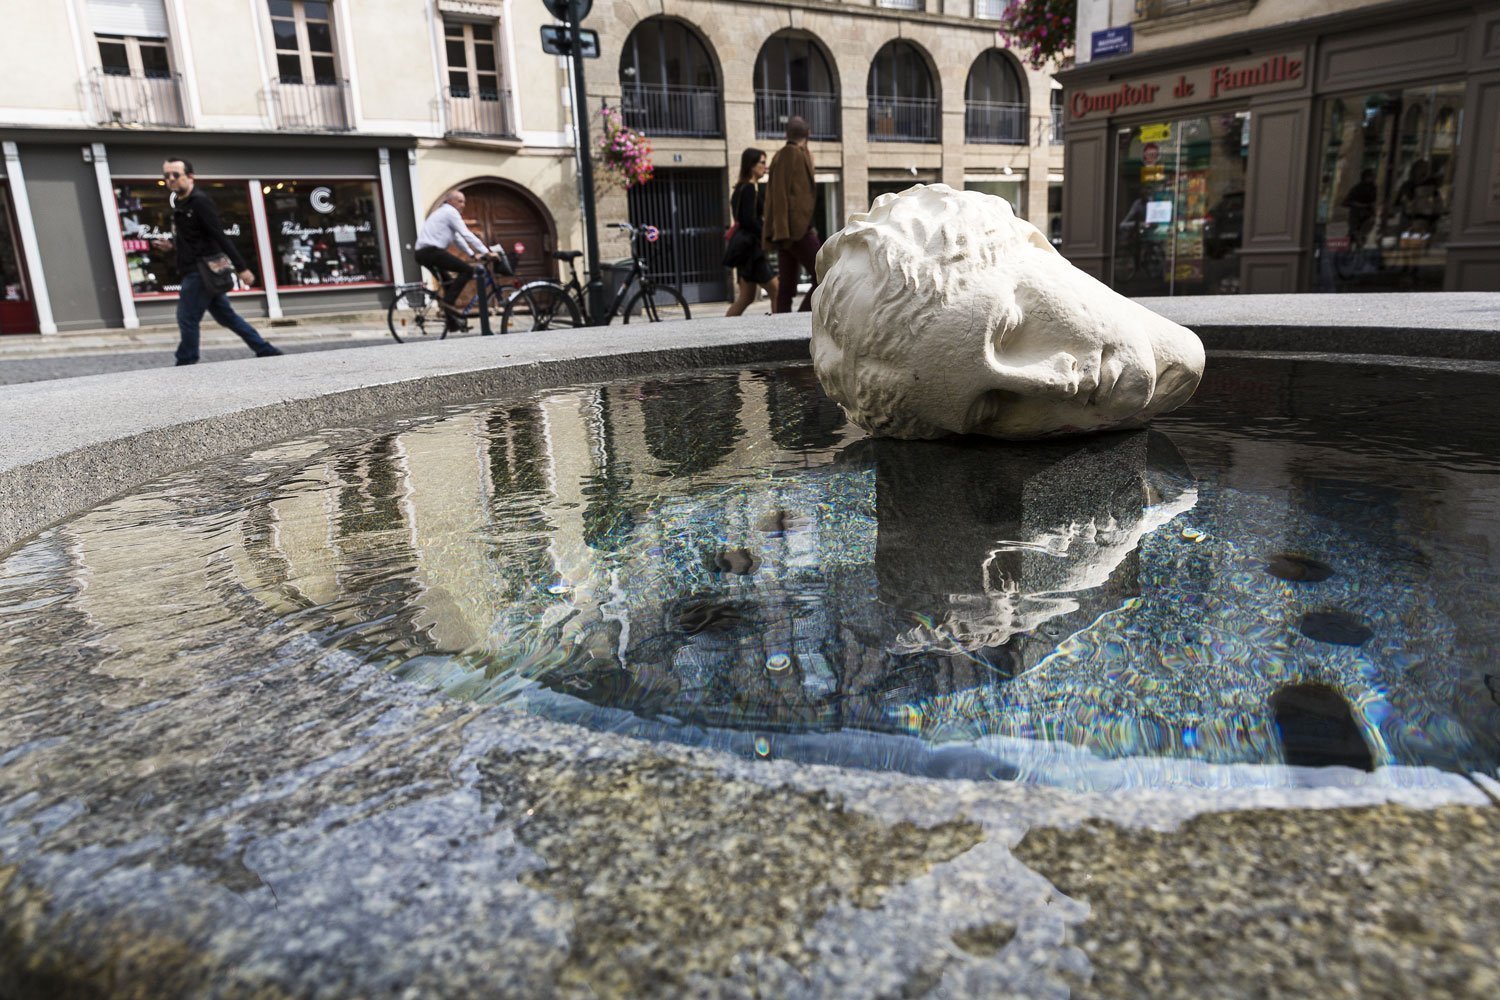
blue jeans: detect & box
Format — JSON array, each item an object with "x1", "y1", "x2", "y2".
[{"x1": 175, "y1": 270, "x2": 276, "y2": 365}]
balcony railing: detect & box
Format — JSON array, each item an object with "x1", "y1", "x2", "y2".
[
  {"x1": 445, "y1": 86, "x2": 516, "y2": 138},
  {"x1": 754, "y1": 91, "x2": 840, "y2": 141},
  {"x1": 964, "y1": 101, "x2": 1027, "y2": 144},
  {"x1": 974, "y1": 0, "x2": 1006, "y2": 18},
  {"x1": 1050, "y1": 106, "x2": 1064, "y2": 143},
  {"x1": 619, "y1": 83, "x2": 722, "y2": 138},
  {"x1": 270, "y1": 79, "x2": 351, "y2": 131},
  {"x1": 878, "y1": 0, "x2": 924, "y2": 9},
  {"x1": 91, "y1": 69, "x2": 188, "y2": 128},
  {"x1": 868, "y1": 96, "x2": 939, "y2": 143}
]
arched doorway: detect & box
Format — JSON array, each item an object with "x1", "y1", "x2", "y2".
[
  {"x1": 618, "y1": 17, "x2": 722, "y2": 137},
  {"x1": 965, "y1": 50, "x2": 1027, "y2": 144},
  {"x1": 868, "y1": 40, "x2": 939, "y2": 143},
  {"x1": 453, "y1": 179, "x2": 558, "y2": 283}
]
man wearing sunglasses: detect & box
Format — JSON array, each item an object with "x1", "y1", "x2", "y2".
[{"x1": 155, "y1": 158, "x2": 282, "y2": 366}]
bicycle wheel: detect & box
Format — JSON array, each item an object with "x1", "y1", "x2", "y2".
[
  {"x1": 501, "y1": 282, "x2": 583, "y2": 335},
  {"x1": 387, "y1": 286, "x2": 446, "y2": 343},
  {"x1": 622, "y1": 284, "x2": 690, "y2": 323}
]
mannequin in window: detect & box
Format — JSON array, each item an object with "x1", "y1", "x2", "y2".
[{"x1": 1395, "y1": 159, "x2": 1442, "y2": 236}]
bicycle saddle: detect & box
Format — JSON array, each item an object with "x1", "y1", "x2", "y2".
[{"x1": 551, "y1": 250, "x2": 584, "y2": 261}]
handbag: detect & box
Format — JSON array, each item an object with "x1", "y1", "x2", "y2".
[
  {"x1": 195, "y1": 252, "x2": 236, "y2": 294},
  {"x1": 721, "y1": 228, "x2": 754, "y2": 269}
]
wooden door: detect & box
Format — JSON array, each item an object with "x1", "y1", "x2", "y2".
[{"x1": 458, "y1": 180, "x2": 558, "y2": 284}]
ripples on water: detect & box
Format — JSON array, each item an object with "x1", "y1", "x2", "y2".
[{"x1": 2, "y1": 359, "x2": 1497, "y2": 789}]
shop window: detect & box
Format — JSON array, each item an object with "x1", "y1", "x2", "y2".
[
  {"x1": 1, "y1": 182, "x2": 38, "y2": 334},
  {"x1": 1047, "y1": 180, "x2": 1063, "y2": 248},
  {"x1": 269, "y1": 0, "x2": 337, "y2": 85},
  {"x1": 263, "y1": 180, "x2": 388, "y2": 288},
  {"x1": 1111, "y1": 112, "x2": 1251, "y2": 297},
  {"x1": 1311, "y1": 83, "x2": 1464, "y2": 292},
  {"x1": 114, "y1": 179, "x2": 259, "y2": 297},
  {"x1": 965, "y1": 178, "x2": 1024, "y2": 218}
]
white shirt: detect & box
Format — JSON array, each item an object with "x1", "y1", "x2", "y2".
[{"x1": 415, "y1": 203, "x2": 488, "y2": 255}]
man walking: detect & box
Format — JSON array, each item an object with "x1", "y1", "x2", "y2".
[
  {"x1": 763, "y1": 116, "x2": 821, "y2": 313},
  {"x1": 159, "y1": 158, "x2": 281, "y2": 366},
  {"x1": 414, "y1": 190, "x2": 499, "y2": 334}
]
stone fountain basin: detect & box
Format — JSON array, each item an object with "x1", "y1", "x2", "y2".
[{"x1": 1, "y1": 297, "x2": 1498, "y2": 999}]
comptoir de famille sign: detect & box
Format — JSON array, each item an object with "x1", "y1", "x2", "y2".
[{"x1": 1068, "y1": 51, "x2": 1306, "y2": 122}]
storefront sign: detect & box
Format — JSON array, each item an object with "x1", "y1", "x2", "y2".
[
  {"x1": 1069, "y1": 50, "x2": 1305, "y2": 121},
  {"x1": 1091, "y1": 27, "x2": 1133, "y2": 60}
]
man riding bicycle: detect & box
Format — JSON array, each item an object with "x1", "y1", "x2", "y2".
[{"x1": 414, "y1": 190, "x2": 509, "y2": 333}]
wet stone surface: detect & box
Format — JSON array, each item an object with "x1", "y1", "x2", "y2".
[
  {"x1": 2, "y1": 356, "x2": 1500, "y2": 996},
  {"x1": 1014, "y1": 804, "x2": 1500, "y2": 1000}
]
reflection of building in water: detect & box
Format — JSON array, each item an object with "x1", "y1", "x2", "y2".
[{"x1": 44, "y1": 362, "x2": 1498, "y2": 782}]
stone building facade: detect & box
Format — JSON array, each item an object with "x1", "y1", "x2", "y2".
[{"x1": 583, "y1": 0, "x2": 1066, "y2": 302}]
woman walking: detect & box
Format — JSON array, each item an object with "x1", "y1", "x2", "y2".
[{"x1": 724, "y1": 147, "x2": 778, "y2": 317}]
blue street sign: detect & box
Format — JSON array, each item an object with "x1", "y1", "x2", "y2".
[{"x1": 1091, "y1": 26, "x2": 1133, "y2": 60}]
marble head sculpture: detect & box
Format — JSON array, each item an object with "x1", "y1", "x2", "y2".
[{"x1": 811, "y1": 184, "x2": 1205, "y2": 440}]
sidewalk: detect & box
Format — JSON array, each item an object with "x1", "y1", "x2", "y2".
[{"x1": 0, "y1": 310, "x2": 394, "y2": 359}]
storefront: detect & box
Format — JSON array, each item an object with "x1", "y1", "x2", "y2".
[
  {"x1": 1058, "y1": 1, "x2": 1500, "y2": 294},
  {"x1": 0, "y1": 131, "x2": 419, "y2": 332},
  {"x1": 0, "y1": 179, "x2": 39, "y2": 334}
]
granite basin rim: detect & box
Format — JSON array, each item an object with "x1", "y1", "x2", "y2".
[{"x1": 5, "y1": 294, "x2": 1500, "y2": 557}]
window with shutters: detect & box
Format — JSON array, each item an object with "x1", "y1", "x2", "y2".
[
  {"x1": 96, "y1": 36, "x2": 172, "y2": 78},
  {"x1": 444, "y1": 20, "x2": 502, "y2": 100},
  {"x1": 269, "y1": 0, "x2": 338, "y2": 85},
  {"x1": 440, "y1": 18, "x2": 513, "y2": 137},
  {"x1": 86, "y1": 0, "x2": 184, "y2": 126}
]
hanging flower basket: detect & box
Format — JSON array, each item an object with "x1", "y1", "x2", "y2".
[
  {"x1": 997, "y1": 0, "x2": 1077, "y2": 71},
  {"x1": 595, "y1": 106, "x2": 654, "y2": 189}
]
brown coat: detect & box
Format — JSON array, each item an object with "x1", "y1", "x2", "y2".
[{"x1": 763, "y1": 141, "x2": 816, "y2": 247}]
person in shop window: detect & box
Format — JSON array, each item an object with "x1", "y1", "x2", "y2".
[
  {"x1": 1341, "y1": 169, "x2": 1379, "y2": 246},
  {"x1": 155, "y1": 158, "x2": 282, "y2": 366},
  {"x1": 414, "y1": 190, "x2": 506, "y2": 333}
]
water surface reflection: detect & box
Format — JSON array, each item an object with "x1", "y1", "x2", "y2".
[{"x1": 2, "y1": 360, "x2": 1497, "y2": 789}]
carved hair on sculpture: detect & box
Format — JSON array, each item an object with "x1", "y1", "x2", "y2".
[{"x1": 811, "y1": 184, "x2": 1204, "y2": 440}]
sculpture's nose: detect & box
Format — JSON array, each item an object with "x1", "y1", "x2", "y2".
[{"x1": 1146, "y1": 316, "x2": 1206, "y2": 410}]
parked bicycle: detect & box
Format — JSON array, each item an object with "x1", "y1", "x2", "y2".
[
  {"x1": 500, "y1": 222, "x2": 690, "y2": 334},
  {"x1": 386, "y1": 244, "x2": 518, "y2": 342}
]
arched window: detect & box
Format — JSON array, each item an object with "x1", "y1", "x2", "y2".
[
  {"x1": 965, "y1": 50, "x2": 1026, "y2": 144},
  {"x1": 754, "y1": 32, "x2": 839, "y2": 140},
  {"x1": 867, "y1": 40, "x2": 938, "y2": 143},
  {"x1": 618, "y1": 18, "x2": 722, "y2": 138}
]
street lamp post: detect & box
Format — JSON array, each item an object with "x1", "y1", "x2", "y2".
[{"x1": 544, "y1": 0, "x2": 605, "y2": 324}]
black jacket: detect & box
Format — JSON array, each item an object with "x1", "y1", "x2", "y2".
[
  {"x1": 731, "y1": 182, "x2": 762, "y2": 238},
  {"x1": 172, "y1": 187, "x2": 248, "y2": 276}
]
